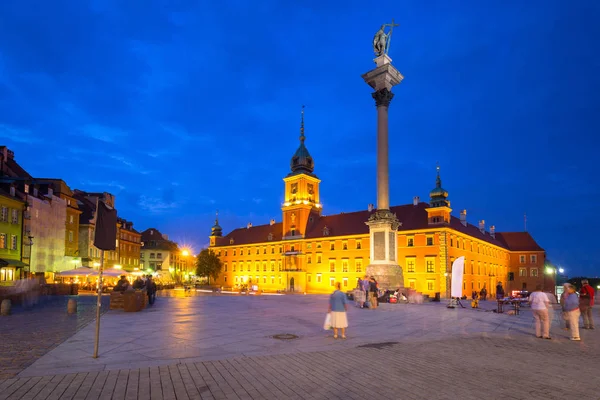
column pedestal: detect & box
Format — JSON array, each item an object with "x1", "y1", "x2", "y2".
[{"x1": 365, "y1": 210, "x2": 404, "y2": 291}]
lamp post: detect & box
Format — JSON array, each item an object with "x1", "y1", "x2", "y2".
[{"x1": 27, "y1": 235, "x2": 34, "y2": 279}]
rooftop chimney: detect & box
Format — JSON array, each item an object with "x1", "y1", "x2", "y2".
[
  {"x1": 247, "y1": 222, "x2": 252, "y2": 229},
  {"x1": 269, "y1": 219, "x2": 275, "y2": 226},
  {"x1": 47, "y1": 188, "x2": 53, "y2": 197},
  {"x1": 460, "y1": 210, "x2": 467, "y2": 226},
  {"x1": 490, "y1": 225, "x2": 496, "y2": 239},
  {"x1": 368, "y1": 204, "x2": 374, "y2": 212},
  {"x1": 479, "y1": 220, "x2": 485, "y2": 234},
  {"x1": 413, "y1": 196, "x2": 419, "y2": 206},
  {"x1": 162, "y1": 234, "x2": 169, "y2": 240}
]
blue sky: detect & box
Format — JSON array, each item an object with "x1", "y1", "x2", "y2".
[{"x1": 0, "y1": 1, "x2": 598, "y2": 276}]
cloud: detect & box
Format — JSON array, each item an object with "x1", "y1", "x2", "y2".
[
  {"x1": 79, "y1": 124, "x2": 128, "y2": 143},
  {"x1": 138, "y1": 195, "x2": 181, "y2": 214},
  {"x1": 0, "y1": 124, "x2": 40, "y2": 144},
  {"x1": 79, "y1": 180, "x2": 126, "y2": 192}
]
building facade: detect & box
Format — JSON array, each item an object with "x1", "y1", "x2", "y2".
[
  {"x1": 209, "y1": 120, "x2": 546, "y2": 296},
  {"x1": 118, "y1": 218, "x2": 141, "y2": 272},
  {"x1": 140, "y1": 228, "x2": 179, "y2": 281},
  {"x1": 0, "y1": 186, "x2": 26, "y2": 282}
]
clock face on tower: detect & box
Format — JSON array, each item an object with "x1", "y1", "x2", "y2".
[
  {"x1": 307, "y1": 184, "x2": 314, "y2": 195},
  {"x1": 291, "y1": 183, "x2": 298, "y2": 194}
]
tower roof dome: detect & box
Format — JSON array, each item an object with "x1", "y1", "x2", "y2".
[
  {"x1": 430, "y1": 165, "x2": 450, "y2": 207},
  {"x1": 289, "y1": 106, "x2": 315, "y2": 176},
  {"x1": 210, "y1": 211, "x2": 222, "y2": 237}
]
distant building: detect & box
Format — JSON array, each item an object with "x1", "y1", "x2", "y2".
[
  {"x1": 118, "y1": 218, "x2": 141, "y2": 272},
  {"x1": 140, "y1": 228, "x2": 179, "y2": 280},
  {"x1": 209, "y1": 116, "x2": 546, "y2": 296}
]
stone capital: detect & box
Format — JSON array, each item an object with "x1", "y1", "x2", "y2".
[
  {"x1": 372, "y1": 88, "x2": 395, "y2": 108},
  {"x1": 366, "y1": 209, "x2": 401, "y2": 230}
]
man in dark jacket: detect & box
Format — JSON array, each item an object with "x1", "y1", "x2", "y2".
[
  {"x1": 146, "y1": 276, "x2": 157, "y2": 305},
  {"x1": 369, "y1": 277, "x2": 378, "y2": 309},
  {"x1": 579, "y1": 279, "x2": 595, "y2": 329}
]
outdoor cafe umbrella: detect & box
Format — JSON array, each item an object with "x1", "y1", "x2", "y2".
[
  {"x1": 57, "y1": 266, "x2": 93, "y2": 277},
  {"x1": 88, "y1": 268, "x2": 129, "y2": 277}
]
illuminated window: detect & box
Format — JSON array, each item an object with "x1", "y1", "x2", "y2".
[
  {"x1": 224, "y1": 263, "x2": 228, "y2": 272},
  {"x1": 519, "y1": 268, "x2": 527, "y2": 277},
  {"x1": 278, "y1": 261, "x2": 282, "y2": 271},
  {"x1": 271, "y1": 246, "x2": 274, "y2": 253},
  {"x1": 233, "y1": 263, "x2": 236, "y2": 272},
  {"x1": 271, "y1": 276, "x2": 275, "y2": 284},
  {"x1": 224, "y1": 276, "x2": 227, "y2": 283},
  {"x1": 356, "y1": 241, "x2": 362, "y2": 249},
  {"x1": 405, "y1": 257, "x2": 415, "y2": 273},
  {"x1": 270, "y1": 262, "x2": 275, "y2": 272},
  {"x1": 255, "y1": 248, "x2": 259, "y2": 255},
  {"x1": 342, "y1": 260, "x2": 348, "y2": 272},
  {"x1": 330, "y1": 243, "x2": 335, "y2": 251},
  {"x1": 355, "y1": 259, "x2": 363, "y2": 273},
  {"x1": 329, "y1": 278, "x2": 335, "y2": 287},
  {"x1": 10, "y1": 235, "x2": 17, "y2": 250},
  {"x1": 409, "y1": 280, "x2": 416, "y2": 289},
  {"x1": 247, "y1": 262, "x2": 251, "y2": 272},
  {"x1": 343, "y1": 241, "x2": 348, "y2": 250},
  {"x1": 235, "y1": 276, "x2": 239, "y2": 283},
  {"x1": 263, "y1": 248, "x2": 266, "y2": 255},
  {"x1": 343, "y1": 278, "x2": 348, "y2": 287},
  {"x1": 317, "y1": 274, "x2": 322, "y2": 283},
  {"x1": 307, "y1": 275, "x2": 312, "y2": 283},
  {"x1": 317, "y1": 255, "x2": 322, "y2": 264},
  {"x1": 531, "y1": 268, "x2": 538, "y2": 277},
  {"x1": 329, "y1": 260, "x2": 336, "y2": 273},
  {"x1": 255, "y1": 262, "x2": 260, "y2": 272},
  {"x1": 530, "y1": 255, "x2": 537, "y2": 263},
  {"x1": 427, "y1": 280, "x2": 434, "y2": 291},
  {"x1": 426, "y1": 258, "x2": 435, "y2": 273},
  {"x1": 263, "y1": 276, "x2": 267, "y2": 283},
  {"x1": 263, "y1": 262, "x2": 267, "y2": 272},
  {"x1": 407, "y1": 237, "x2": 414, "y2": 247},
  {"x1": 241, "y1": 249, "x2": 244, "y2": 256},
  {"x1": 307, "y1": 256, "x2": 312, "y2": 264}
]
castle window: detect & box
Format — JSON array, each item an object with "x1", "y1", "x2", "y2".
[
  {"x1": 426, "y1": 258, "x2": 435, "y2": 273},
  {"x1": 230, "y1": 239, "x2": 234, "y2": 245},
  {"x1": 519, "y1": 268, "x2": 527, "y2": 277},
  {"x1": 317, "y1": 255, "x2": 322, "y2": 263},
  {"x1": 263, "y1": 262, "x2": 267, "y2": 272},
  {"x1": 263, "y1": 248, "x2": 266, "y2": 254},
  {"x1": 271, "y1": 276, "x2": 275, "y2": 284},
  {"x1": 342, "y1": 260, "x2": 349, "y2": 273},
  {"x1": 307, "y1": 243, "x2": 312, "y2": 249},
  {"x1": 355, "y1": 259, "x2": 362, "y2": 273},
  {"x1": 426, "y1": 236, "x2": 434, "y2": 246},
  {"x1": 323, "y1": 227, "x2": 330, "y2": 236},
  {"x1": 317, "y1": 274, "x2": 322, "y2": 283},
  {"x1": 450, "y1": 238, "x2": 454, "y2": 247},
  {"x1": 233, "y1": 263, "x2": 236, "y2": 272},
  {"x1": 356, "y1": 241, "x2": 361, "y2": 249},
  {"x1": 343, "y1": 278, "x2": 348, "y2": 287},
  {"x1": 278, "y1": 261, "x2": 282, "y2": 271},
  {"x1": 225, "y1": 250, "x2": 228, "y2": 256},
  {"x1": 329, "y1": 260, "x2": 336, "y2": 273},
  {"x1": 271, "y1": 246, "x2": 274, "y2": 253},
  {"x1": 291, "y1": 229, "x2": 296, "y2": 236},
  {"x1": 407, "y1": 237, "x2": 414, "y2": 247},
  {"x1": 427, "y1": 281, "x2": 434, "y2": 291},
  {"x1": 330, "y1": 243, "x2": 335, "y2": 251},
  {"x1": 256, "y1": 248, "x2": 259, "y2": 255},
  {"x1": 270, "y1": 262, "x2": 275, "y2": 272},
  {"x1": 519, "y1": 255, "x2": 526, "y2": 264},
  {"x1": 224, "y1": 276, "x2": 227, "y2": 283},
  {"x1": 279, "y1": 246, "x2": 283, "y2": 253},
  {"x1": 241, "y1": 249, "x2": 244, "y2": 256},
  {"x1": 255, "y1": 262, "x2": 260, "y2": 272},
  {"x1": 268, "y1": 233, "x2": 273, "y2": 241},
  {"x1": 530, "y1": 255, "x2": 537, "y2": 263},
  {"x1": 224, "y1": 263, "x2": 228, "y2": 272},
  {"x1": 406, "y1": 258, "x2": 415, "y2": 273},
  {"x1": 329, "y1": 278, "x2": 335, "y2": 287},
  {"x1": 307, "y1": 275, "x2": 312, "y2": 283},
  {"x1": 343, "y1": 241, "x2": 348, "y2": 250},
  {"x1": 307, "y1": 256, "x2": 312, "y2": 264},
  {"x1": 317, "y1": 242, "x2": 322, "y2": 249},
  {"x1": 247, "y1": 262, "x2": 251, "y2": 272},
  {"x1": 531, "y1": 268, "x2": 538, "y2": 277},
  {"x1": 233, "y1": 250, "x2": 236, "y2": 256}
]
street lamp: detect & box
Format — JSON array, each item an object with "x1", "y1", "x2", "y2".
[{"x1": 26, "y1": 235, "x2": 34, "y2": 278}]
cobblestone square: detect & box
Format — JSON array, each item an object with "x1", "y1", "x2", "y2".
[{"x1": 0, "y1": 293, "x2": 598, "y2": 399}]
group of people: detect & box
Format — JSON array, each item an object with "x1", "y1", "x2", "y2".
[
  {"x1": 113, "y1": 275, "x2": 157, "y2": 305},
  {"x1": 528, "y1": 279, "x2": 595, "y2": 341},
  {"x1": 355, "y1": 276, "x2": 379, "y2": 309}
]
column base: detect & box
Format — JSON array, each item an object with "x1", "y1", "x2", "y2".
[{"x1": 365, "y1": 263, "x2": 404, "y2": 291}]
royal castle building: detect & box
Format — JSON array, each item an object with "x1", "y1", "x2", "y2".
[{"x1": 209, "y1": 114, "x2": 547, "y2": 297}]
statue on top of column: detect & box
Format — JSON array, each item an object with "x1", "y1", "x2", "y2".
[{"x1": 372, "y1": 19, "x2": 399, "y2": 57}]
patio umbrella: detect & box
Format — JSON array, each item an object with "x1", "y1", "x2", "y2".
[
  {"x1": 57, "y1": 266, "x2": 94, "y2": 277},
  {"x1": 88, "y1": 268, "x2": 129, "y2": 277}
]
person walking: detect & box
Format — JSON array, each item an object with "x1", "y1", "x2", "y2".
[
  {"x1": 369, "y1": 277, "x2": 379, "y2": 309},
  {"x1": 328, "y1": 282, "x2": 349, "y2": 339},
  {"x1": 496, "y1": 282, "x2": 505, "y2": 313},
  {"x1": 361, "y1": 275, "x2": 370, "y2": 308},
  {"x1": 560, "y1": 283, "x2": 572, "y2": 331},
  {"x1": 528, "y1": 285, "x2": 551, "y2": 339},
  {"x1": 146, "y1": 275, "x2": 157, "y2": 305},
  {"x1": 579, "y1": 279, "x2": 595, "y2": 330},
  {"x1": 564, "y1": 284, "x2": 581, "y2": 341}
]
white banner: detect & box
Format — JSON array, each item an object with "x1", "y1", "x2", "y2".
[{"x1": 451, "y1": 256, "x2": 465, "y2": 298}]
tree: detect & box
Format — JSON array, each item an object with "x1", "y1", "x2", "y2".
[{"x1": 195, "y1": 249, "x2": 222, "y2": 285}]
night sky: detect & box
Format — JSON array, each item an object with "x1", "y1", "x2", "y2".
[{"x1": 0, "y1": 1, "x2": 598, "y2": 277}]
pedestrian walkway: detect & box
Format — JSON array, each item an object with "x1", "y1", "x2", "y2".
[{"x1": 1, "y1": 294, "x2": 598, "y2": 399}]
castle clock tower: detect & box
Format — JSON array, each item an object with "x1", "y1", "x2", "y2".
[{"x1": 282, "y1": 106, "x2": 322, "y2": 239}]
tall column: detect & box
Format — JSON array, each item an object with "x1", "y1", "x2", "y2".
[
  {"x1": 362, "y1": 54, "x2": 404, "y2": 291},
  {"x1": 373, "y1": 88, "x2": 394, "y2": 210}
]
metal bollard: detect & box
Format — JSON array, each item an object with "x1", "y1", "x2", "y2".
[
  {"x1": 67, "y1": 298, "x2": 77, "y2": 314},
  {"x1": 1, "y1": 299, "x2": 11, "y2": 316}
]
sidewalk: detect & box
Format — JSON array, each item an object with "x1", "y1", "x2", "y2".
[{"x1": 1, "y1": 295, "x2": 598, "y2": 399}]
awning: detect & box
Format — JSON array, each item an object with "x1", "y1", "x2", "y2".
[{"x1": 0, "y1": 258, "x2": 28, "y2": 268}]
